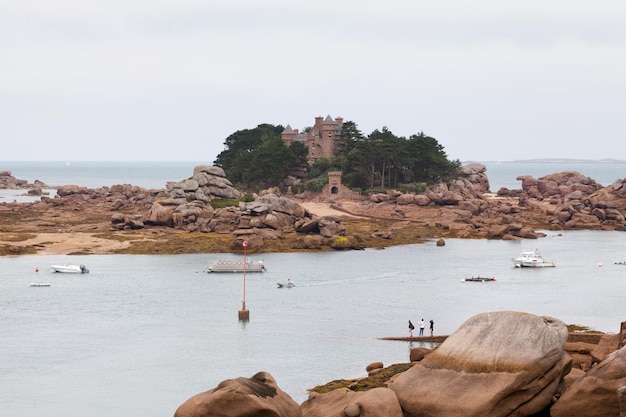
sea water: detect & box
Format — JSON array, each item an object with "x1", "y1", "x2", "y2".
[
  {"x1": 0, "y1": 161, "x2": 206, "y2": 189},
  {"x1": 1, "y1": 161, "x2": 626, "y2": 416},
  {"x1": 1, "y1": 231, "x2": 626, "y2": 416},
  {"x1": 1, "y1": 160, "x2": 625, "y2": 193},
  {"x1": 482, "y1": 161, "x2": 626, "y2": 191},
  {"x1": 0, "y1": 161, "x2": 207, "y2": 203}
]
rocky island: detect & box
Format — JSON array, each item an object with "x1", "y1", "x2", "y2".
[{"x1": 1, "y1": 163, "x2": 626, "y2": 256}]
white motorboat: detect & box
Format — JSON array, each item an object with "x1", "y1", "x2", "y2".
[
  {"x1": 277, "y1": 280, "x2": 295, "y2": 288},
  {"x1": 207, "y1": 260, "x2": 266, "y2": 273},
  {"x1": 50, "y1": 264, "x2": 90, "y2": 274},
  {"x1": 30, "y1": 282, "x2": 51, "y2": 287},
  {"x1": 512, "y1": 250, "x2": 556, "y2": 268}
]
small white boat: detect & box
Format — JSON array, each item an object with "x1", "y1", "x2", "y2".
[
  {"x1": 207, "y1": 260, "x2": 265, "y2": 273},
  {"x1": 30, "y1": 282, "x2": 51, "y2": 287},
  {"x1": 277, "y1": 280, "x2": 295, "y2": 288},
  {"x1": 50, "y1": 264, "x2": 90, "y2": 274},
  {"x1": 512, "y1": 250, "x2": 556, "y2": 268}
]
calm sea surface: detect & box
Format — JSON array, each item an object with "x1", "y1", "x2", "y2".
[
  {"x1": 1, "y1": 160, "x2": 625, "y2": 202},
  {"x1": 481, "y1": 161, "x2": 626, "y2": 191},
  {"x1": 1, "y1": 161, "x2": 626, "y2": 416}
]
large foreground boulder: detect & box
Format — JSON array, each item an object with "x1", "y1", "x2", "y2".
[
  {"x1": 301, "y1": 387, "x2": 403, "y2": 417},
  {"x1": 550, "y1": 346, "x2": 626, "y2": 417},
  {"x1": 390, "y1": 311, "x2": 570, "y2": 417},
  {"x1": 174, "y1": 371, "x2": 301, "y2": 417}
]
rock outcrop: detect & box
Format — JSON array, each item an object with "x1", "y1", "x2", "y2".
[
  {"x1": 174, "y1": 371, "x2": 301, "y2": 417},
  {"x1": 23, "y1": 165, "x2": 349, "y2": 251},
  {"x1": 390, "y1": 311, "x2": 570, "y2": 417},
  {"x1": 301, "y1": 387, "x2": 403, "y2": 417},
  {"x1": 174, "y1": 314, "x2": 626, "y2": 417},
  {"x1": 0, "y1": 170, "x2": 48, "y2": 195},
  {"x1": 0, "y1": 170, "x2": 30, "y2": 189},
  {"x1": 52, "y1": 184, "x2": 160, "y2": 213},
  {"x1": 344, "y1": 166, "x2": 626, "y2": 240},
  {"x1": 551, "y1": 346, "x2": 626, "y2": 417},
  {"x1": 498, "y1": 171, "x2": 626, "y2": 230},
  {"x1": 165, "y1": 165, "x2": 241, "y2": 202},
  {"x1": 455, "y1": 162, "x2": 491, "y2": 193},
  {"x1": 126, "y1": 165, "x2": 349, "y2": 249}
]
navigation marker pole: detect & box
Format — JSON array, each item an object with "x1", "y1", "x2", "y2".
[{"x1": 238, "y1": 241, "x2": 250, "y2": 321}]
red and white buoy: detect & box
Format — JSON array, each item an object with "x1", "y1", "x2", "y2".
[{"x1": 238, "y1": 241, "x2": 250, "y2": 321}]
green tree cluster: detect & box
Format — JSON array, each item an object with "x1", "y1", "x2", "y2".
[
  {"x1": 331, "y1": 122, "x2": 461, "y2": 189},
  {"x1": 214, "y1": 124, "x2": 308, "y2": 188},
  {"x1": 214, "y1": 121, "x2": 460, "y2": 191}
]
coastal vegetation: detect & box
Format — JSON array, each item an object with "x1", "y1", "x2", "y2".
[
  {"x1": 214, "y1": 121, "x2": 461, "y2": 192},
  {"x1": 309, "y1": 363, "x2": 415, "y2": 394},
  {"x1": 214, "y1": 123, "x2": 308, "y2": 188}
]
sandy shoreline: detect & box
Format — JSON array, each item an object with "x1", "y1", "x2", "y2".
[
  {"x1": 0, "y1": 202, "x2": 355, "y2": 256},
  {"x1": 1, "y1": 232, "x2": 132, "y2": 256},
  {"x1": 300, "y1": 202, "x2": 361, "y2": 217}
]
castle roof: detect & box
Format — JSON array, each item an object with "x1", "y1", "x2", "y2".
[
  {"x1": 293, "y1": 133, "x2": 308, "y2": 142},
  {"x1": 282, "y1": 124, "x2": 294, "y2": 134}
]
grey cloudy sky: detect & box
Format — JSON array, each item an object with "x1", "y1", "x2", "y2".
[{"x1": 2, "y1": 0, "x2": 624, "y2": 162}]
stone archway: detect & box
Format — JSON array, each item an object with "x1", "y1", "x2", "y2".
[{"x1": 328, "y1": 171, "x2": 342, "y2": 197}]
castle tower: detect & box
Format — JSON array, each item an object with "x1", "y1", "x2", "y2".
[{"x1": 281, "y1": 115, "x2": 344, "y2": 163}]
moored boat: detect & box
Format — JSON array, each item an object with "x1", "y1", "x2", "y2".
[
  {"x1": 462, "y1": 276, "x2": 496, "y2": 282},
  {"x1": 29, "y1": 282, "x2": 51, "y2": 287},
  {"x1": 512, "y1": 250, "x2": 556, "y2": 268},
  {"x1": 50, "y1": 264, "x2": 89, "y2": 274},
  {"x1": 207, "y1": 259, "x2": 266, "y2": 273},
  {"x1": 277, "y1": 280, "x2": 295, "y2": 288}
]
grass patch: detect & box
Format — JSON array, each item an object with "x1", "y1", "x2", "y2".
[
  {"x1": 567, "y1": 324, "x2": 603, "y2": 334},
  {"x1": 0, "y1": 233, "x2": 37, "y2": 242},
  {"x1": 309, "y1": 363, "x2": 414, "y2": 395},
  {"x1": 209, "y1": 199, "x2": 241, "y2": 209},
  {"x1": 111, "y1": 232, "x2": 237, "y2": 255},
  {"x1": 0, "y1": 245, "x2": 39, "y2": 256}
]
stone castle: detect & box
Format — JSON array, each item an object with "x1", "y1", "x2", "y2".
[{"x1": 281, "y1": 115, "x2": 344, "y2": 162}]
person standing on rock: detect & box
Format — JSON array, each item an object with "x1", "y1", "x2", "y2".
[
  {"x1": 419, "y1": 319, "x2": 425, "y2": 336},
  {"x1": 429, "y1": 319, "x2": 434, "y2": 337},
  {"x1": 408, "y1": 320, "x2": 415, "y2": 337}
]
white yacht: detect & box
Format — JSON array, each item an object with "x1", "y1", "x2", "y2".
[{"x1": 512, "y1": 250, "x2": 556, "y2": 268}]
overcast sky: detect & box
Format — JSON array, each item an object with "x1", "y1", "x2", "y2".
[{"x1": 2, "y1": 0, "x2": 625, "y2": 162}]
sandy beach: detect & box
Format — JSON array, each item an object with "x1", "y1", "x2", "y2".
[{"x1": 0, "y1": 201, "x2": 358, "y2": 256}]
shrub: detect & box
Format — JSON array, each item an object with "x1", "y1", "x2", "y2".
[
  {"x1": 307, "y1": 166, "x2": 323, "y2": 179},
  {"x1": 306, "y1": 178, "x2": 328, "y2": 192},
  {"x1": 209, "y1": 198, "x2": 240, "y2": 209}
]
